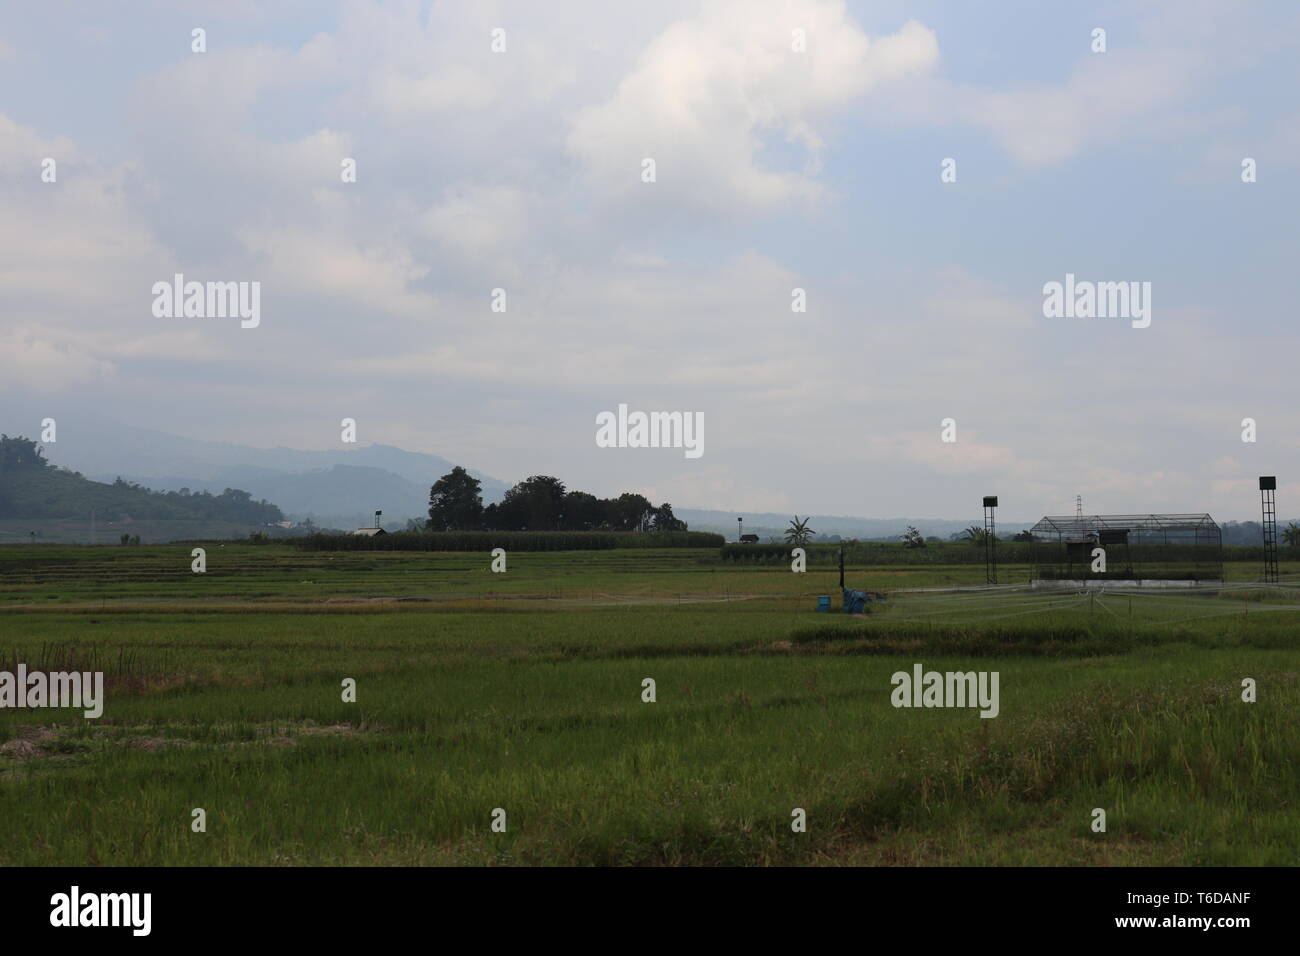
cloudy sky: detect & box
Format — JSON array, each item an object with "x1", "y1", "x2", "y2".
[{"x1": 2, "y1": 0, "x2": 1298, "y2": 520}]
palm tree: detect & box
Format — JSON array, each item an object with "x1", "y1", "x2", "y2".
[
  {"x1": 964, "y1": 525, "x2": 987, "y2": 545},
  {"x1": 785, "y1": 515, "x2": 815, "y2": 546},
  {"x1": 1282, "y1": 522, "x2": 1300, "y2": 550}
]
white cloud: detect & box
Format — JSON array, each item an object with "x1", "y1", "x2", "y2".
[
  {"x1": 346, "y1": 250, "x2": 813, "y2": 388},
  {"x1": 236, "y1": 217, "x2": 437, "y2": 321},
  {"x1": 567, "y1": 2, "x2": 938, "y2": 209},
  {"x1": 962, "y1": 51, "x2": 1194, "y2": 167},
  {"x1": 0, "y1": 329, "x2": 115, "y2": 390},
  {"x1": 418, "y1": 185, "x2": 528, "y2": 262},
  {"x1": 371, "y1": 64, "x2": 500, "y2": 115},
  {"x1": 0, "y1": 114, "x2": 196, "y2": 381}
]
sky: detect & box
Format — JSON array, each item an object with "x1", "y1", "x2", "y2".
[{"x1": 2, "y1": 0, "x2": 1299, "y2": 520}]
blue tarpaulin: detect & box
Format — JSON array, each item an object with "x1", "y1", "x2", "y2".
[{"x1": 842, "y1": 589, "x2": 868, "y2": 614}]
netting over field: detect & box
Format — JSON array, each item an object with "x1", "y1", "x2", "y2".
[{"x1": 1029, "y1": 513, "x2": 1222, "y2": 582}]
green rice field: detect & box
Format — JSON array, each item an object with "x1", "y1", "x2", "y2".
[{"x1": 1, "y1": 544, "x2": 1296, "y2": 866}]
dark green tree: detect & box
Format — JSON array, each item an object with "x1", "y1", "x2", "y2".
[
  {"x1": 608, "y1": 492, "x2": 655, "y2": 531},
  {"x1": 499, "y1": 476, "x2": 566, "y2": 530},
  {"x1": 561, "y1": 490, "x2": 605, "y2": 530},
  {"x1": 426, "y1": 466, "x2": 485, "y2": 531},
  {"x1": 651, "y1": 503, "x2": 687, "y2": 532},
  {"x1": 0, "y1": 435, "x2": 49, "y2": 471}
]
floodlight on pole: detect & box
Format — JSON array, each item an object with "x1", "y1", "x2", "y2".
[
  {"x1": 983, "y1": 496, "x2": 998, "y2": 584},
  {"x1": 1259, "y1": 477, "x2": 1278, "y2": 584}
]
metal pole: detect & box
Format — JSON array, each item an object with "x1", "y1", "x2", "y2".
[
  {"x1": 1260, "y1": 478, "x2": 1278, "y2": 584},
  {"x1": 983, "y1": 497, "x2": 998, "y2": 584}
]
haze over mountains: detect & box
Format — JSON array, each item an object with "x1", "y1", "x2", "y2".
[
  {"x1": 2, "y1": 413, "x2": 1029, "y2": 536},
  {"x1": 5, "y1": 414, "x2": 506, "y2": 530},
  {"x1": 1, "y1": 412, "x2": 1281, "y2": 544},
  {"x1": 675, "y1": 510, "x2": 1035, "y2": 542}
]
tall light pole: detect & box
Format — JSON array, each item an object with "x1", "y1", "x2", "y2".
[
  {"x1": 983, "y1": 496, "x2": 998, "y2": 584},
  {"x1": 1260, "y1": 477, "x2": 1278, "y2": 584},
  {"x1": 737, "y1": 516, "x2": 743, "y2": 542},
  {"x1": 375, "y1": 509, "x2": 383, "y2": 530}
]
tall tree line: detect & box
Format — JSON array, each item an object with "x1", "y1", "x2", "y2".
[{"x1": 427, "y1": 467, "x2": 685, "y2": 532}]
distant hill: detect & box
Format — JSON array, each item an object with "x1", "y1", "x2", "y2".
[
  {"x1": 114, "y1": 464, "x2": 431, "y2": 531},
  {"x1": 0, "y1": 414, "x2": 508, "y2": 527},
  {"x1": 675, "y1": 509, "x2": 1037, "y2": 542},
  {"x1": 0, "y1": 435, "x2": 284, "y2": 541},
  {"x1": 678, "y1": 509, "x2": 1288, "y2": 547}
]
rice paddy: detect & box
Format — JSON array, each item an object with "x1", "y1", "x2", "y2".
[{"x1": 1, "y1": 545, "x2": 1296, "y2": 866}]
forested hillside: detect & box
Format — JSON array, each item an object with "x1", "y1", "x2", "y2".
[{"x1": 0, "y1": 435, "x2": 283, "y2": 524}]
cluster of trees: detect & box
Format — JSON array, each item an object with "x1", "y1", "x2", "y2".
[
  {"x1": 0, "y1": 434, "x2": 49, "y2": 471},
  {"x1": 427, "y1": 467, "x2": 687, "y2": 533},
  {"x1": 951, "y1": 527, "x2": 1034, "y2": 544},
  {"x1": 105, "y1": 481, "x2": 284, "y2": 524},
  {"x1": 899, "y1": 525, "x2": 1039, "y2": 547}
]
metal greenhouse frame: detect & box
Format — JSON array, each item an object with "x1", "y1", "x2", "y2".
[{"x1": 1029, "y1": 513, "x2": 1222, "y2": 584}]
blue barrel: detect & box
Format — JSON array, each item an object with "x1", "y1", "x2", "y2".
[{"x1": 816, "y1": 595, "x2": 831, "y2": 613}]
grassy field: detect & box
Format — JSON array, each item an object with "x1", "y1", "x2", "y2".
[{"x1": 0, "y1": 544, "x2": 1296, "y2": 866}]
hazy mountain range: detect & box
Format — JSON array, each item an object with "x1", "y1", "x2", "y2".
[
  {"x1": 676, "y1": 510, "x2": 1035, "y2": 542},
  {"x1": 8, "y1": 416, "x2": 507, "y2": 530},
  {"x1": 2, "y1": 414, "x2": 1285, "y2": 542}
]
